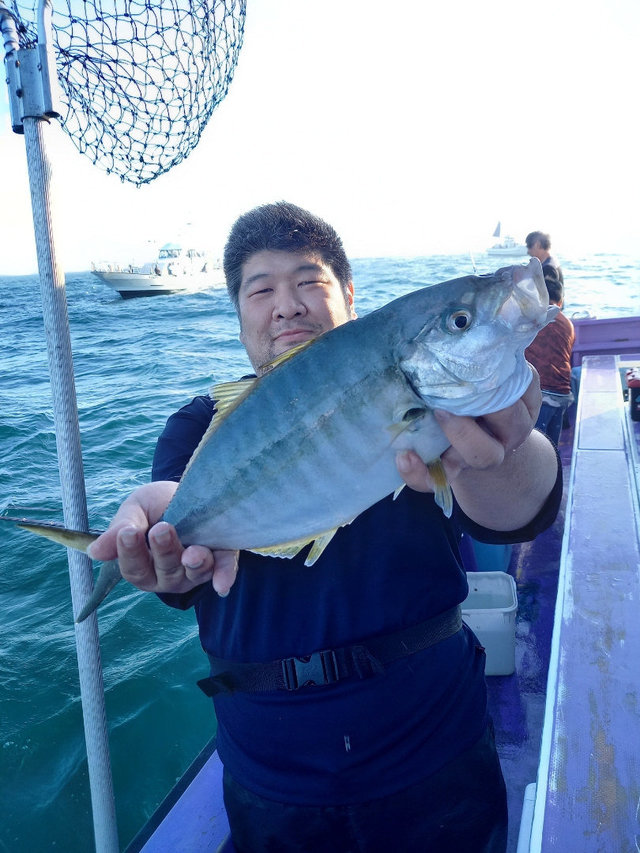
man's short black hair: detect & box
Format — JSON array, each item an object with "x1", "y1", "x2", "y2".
[
  {"x1": 223, "y1": 202, "x2": 353, "y2": 313},
  {"x1": 526, "y1": 230, "x2": 551, "y2": 251},
  {"x1": 544, "y1": 272, "x2": 563, "y2": 305}
]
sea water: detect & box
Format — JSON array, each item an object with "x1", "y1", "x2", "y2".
[{"x1": 1, "y1": 253, "x2": 638, "y2": 852}]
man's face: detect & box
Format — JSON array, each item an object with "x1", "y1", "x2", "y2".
[
  {"x1": 527, "y1": 240, "x2": 543, "y2": 261},
  {"x1": 237, "y1": 249, "x2": 356, "y2": 374}
]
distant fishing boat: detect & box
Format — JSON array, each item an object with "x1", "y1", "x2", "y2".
[
  {"x1": 91, "y1": 242, "x2": 225, "y2": 298},
  {"x1": 486, "y1": 222, "x2": 527, "y2": 257}
]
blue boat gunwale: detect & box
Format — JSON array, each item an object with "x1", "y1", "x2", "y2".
[
  {"x1": 571, "y1": 313, "x2": 640, "y2": 366},
  {"x1": 124, "y1": 737, "x2": 220, "y2": 852}
]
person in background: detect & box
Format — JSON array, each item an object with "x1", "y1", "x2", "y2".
[
  {"x1": 524, "y1": 270, "x2": 575, "y2": 447},
  {"x1": 88, "y1": 202, "x2": 562, "y2": 853},
  {"x1": 525, "y1": 231, "x2": 564, "y2": 285}
]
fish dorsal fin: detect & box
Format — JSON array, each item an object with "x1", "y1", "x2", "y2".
[
  {"x1": 179, "y1": 378, "x2": 258, "y2": 480},
  {"x1": 427, "y1": 458, "x2": 453, "y2": 518},
  {"x1": 209, "y1": 377, "x2": 257, "y2": 421},
  {"x1": 259, "y1": 339, "x2": 314, "y2": 373}
]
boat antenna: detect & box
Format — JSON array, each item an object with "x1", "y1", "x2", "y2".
[{"x1": 1, "y1": 0, "x2": 246, "y2": 849}]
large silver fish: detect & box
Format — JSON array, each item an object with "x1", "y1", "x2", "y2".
[{"x1": 4, "y1": 258, "x2": 555, "y2": 622}]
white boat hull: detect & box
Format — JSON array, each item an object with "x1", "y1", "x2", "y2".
[
  {"x1": 91, "y1": 269, "x2": 225, "y2": 298},
  {"x1": 486, "y1": 245, "x2": 528, "y2": 257}
]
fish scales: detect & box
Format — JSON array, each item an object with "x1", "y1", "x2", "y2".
[{"x1": 169, "y1": 327, "x2": 406, "y2": 547}]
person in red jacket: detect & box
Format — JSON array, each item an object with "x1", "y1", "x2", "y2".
[{"x1": 525, "y1": 270, "x2": 575, "y2": 446}]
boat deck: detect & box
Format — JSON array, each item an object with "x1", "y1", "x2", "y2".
[
  {"x1": 526, "y1": 356, "x2": 640, "y2": 852},
  {"x1": 493, "y1": 354, "x2": 640, "y2": 852},
  {"x1": 129, "y1": 354, "x2": 640, "y2": 853},
  {"x1": 486, "y1": 449, "x2": 568, "y2": 852}
]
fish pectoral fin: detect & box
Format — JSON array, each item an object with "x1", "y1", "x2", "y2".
[
  {"x1": 2, "y1": 517, "x2": 100, "y2": 553},
  {"x1": 427, "y1": 458, "x2": 453, "y2": 518},
  {"x1": 387, "y1": 406, "x2": 429, "y2": 439},
  {"x1": 387, "y1": 422, "x2": 409, "y2": 439},
  {"x1": 393, "y1": 483, "x2": 406, "y2": 500}
]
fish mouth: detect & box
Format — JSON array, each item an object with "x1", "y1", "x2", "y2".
[
  {"x1": 436, "y1": 258, "x2": 552, "y2": 383},
  {"x1": 405, "y1": 258, "x2": 554, "y2": 409},
  {"x1": 497, "y1": 258, "x2": 551, "y2": 331}
]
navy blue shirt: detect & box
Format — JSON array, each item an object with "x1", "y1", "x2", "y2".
[{"x1": 153, "y1": 394, "x2": 561, "y2": 805}]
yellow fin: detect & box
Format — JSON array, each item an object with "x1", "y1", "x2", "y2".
[
  {"x1": 387, "y1": 406, "x2": 428, "y2": 440},
  {"x1": 249, "y1": 540, "x2": 310, "y2": 561},
  {"x1": 304, "y1": 530, "x2": 339, "y2": 565},
  {"x1": 249, "y1": 521, "x2": 353, "y2": 566},
  {"x1": 259, "y1": 339, "x2": 315, "y2": 373},
  {"x1": 1, "y1": 517, "x2": 100, "y2": 553},
  {"x1": 181, "y1": 377, "x2": 258, "y2": 479},
  {"x1": 387, "y1": 422, "x2": 409, "y2": 439},
  {"x1": 393, "y1": 483, "x2": 406, "y2": 500},
  {"x1": 209, "y1": 377, "x2": 257, "y2": 420},
  {"x1": 427, "y1": 459, "x2": 453, "y2": 518}
]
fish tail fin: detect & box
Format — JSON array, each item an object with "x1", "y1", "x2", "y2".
[
  {"x1": 75, "y1": 559, "x2": 123, "y2": 623},
  {"x1": 1, "y1": 517, "x2": 122, "y2": 622},
  {"x1": 427, "y1": 459, "x2": 453, "y2": 518},
  {"x1": 11, "y1": 519, "x2": 100, "y2": 553}
]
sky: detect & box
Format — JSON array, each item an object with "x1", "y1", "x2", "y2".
[{"x1": 0, "y1": 0, "x2": 639, "y2": 274}]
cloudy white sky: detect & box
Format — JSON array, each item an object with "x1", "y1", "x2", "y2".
[{"x1": 0, "y1": 0, "x2": 638, "y2": 274}]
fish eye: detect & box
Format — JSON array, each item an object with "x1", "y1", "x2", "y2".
[{"x1": 446, "y1": 310, "x2": 473, "y2": 332}]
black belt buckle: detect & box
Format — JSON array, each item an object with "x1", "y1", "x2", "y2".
[{"x1": 282, "y1": 649, "x2": 339, "y2": 690}]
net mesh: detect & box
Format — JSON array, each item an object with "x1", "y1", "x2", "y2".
[{"x1": 9, "y1": 0, "x2": 246, "y2": 184}]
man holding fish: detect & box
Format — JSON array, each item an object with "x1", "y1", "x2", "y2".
[{"x1": 88, "y1": 203, "x2": 561, "y2": 852}]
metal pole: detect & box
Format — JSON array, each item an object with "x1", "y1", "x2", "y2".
[
  {"x1": 2, "y1": 2, "x2": 119, "y2": 850},
  {"x1": 23, "y1": 115, "x2": 120, "y2": 853}
]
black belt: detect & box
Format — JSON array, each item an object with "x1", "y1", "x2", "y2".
[{"x1": 197, "y1": 605, "x2": 462, "y2": 696}]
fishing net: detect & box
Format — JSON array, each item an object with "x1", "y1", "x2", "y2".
[{"x1": 8, "y1": 0, "x2": 246, "y2": 184}]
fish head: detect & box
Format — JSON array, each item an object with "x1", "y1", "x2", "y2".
[{"x1": 400, "y1": 258, "x2": 557, "y2": 416}]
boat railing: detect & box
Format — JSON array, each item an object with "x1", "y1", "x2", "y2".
[{"x1": 571, "y1": 315, "x2": 640, "y2": 366}]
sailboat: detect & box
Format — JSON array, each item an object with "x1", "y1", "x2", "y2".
[{"x1": 486, "y1": 221, "x2": 528, "y2": 257}]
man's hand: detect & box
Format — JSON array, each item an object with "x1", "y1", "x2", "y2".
[
  {"x1": 395, "y1": 367, "x2": 556, "y2": 530},
  {"x1": 87, "y1": 481, "x2": 239, "y2": 597},
  {"x1": 397, "y1": 365, "x2": 541, "y2": 489}
]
